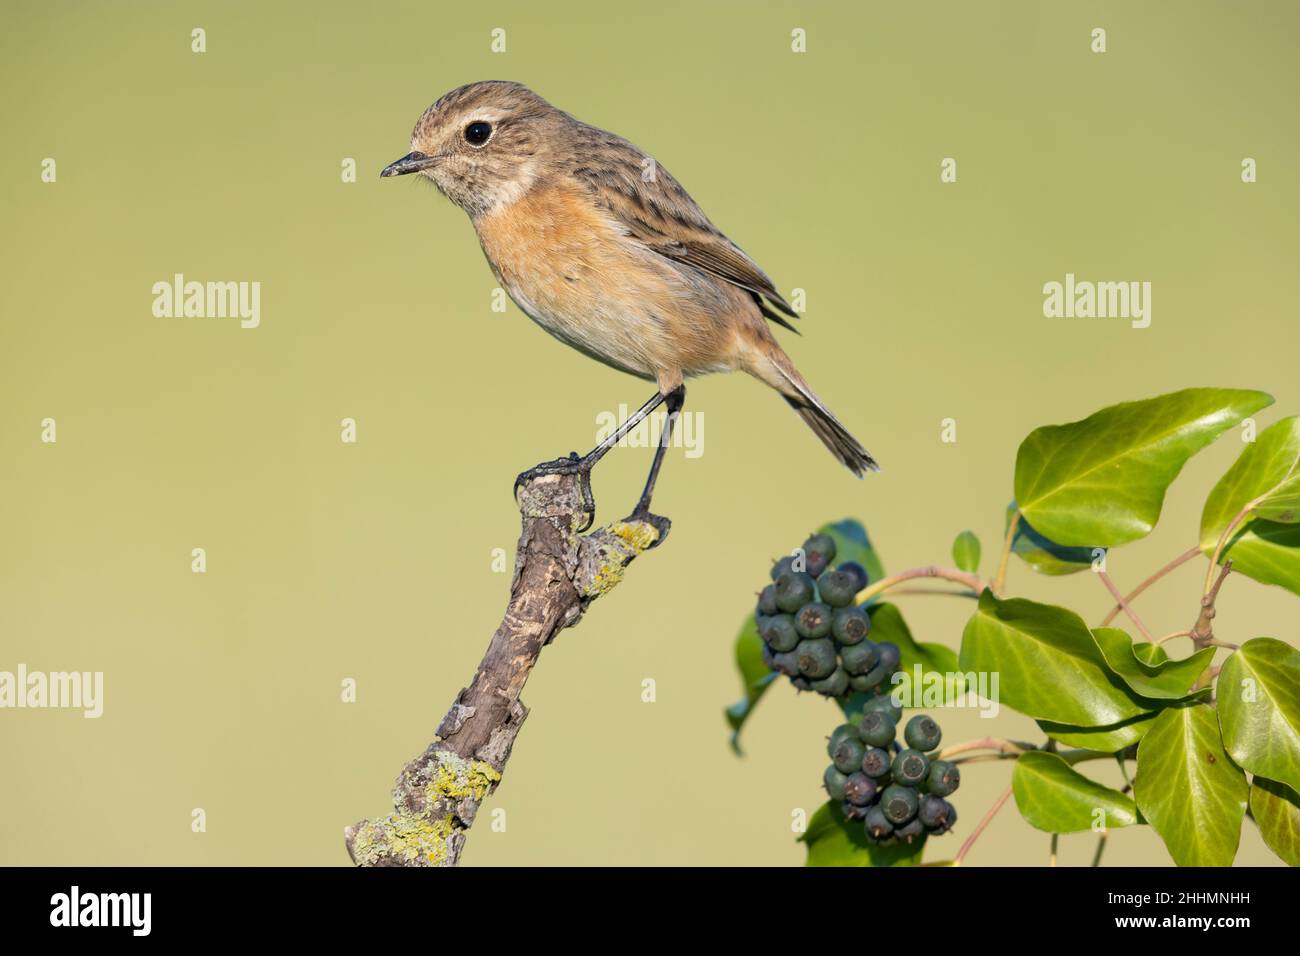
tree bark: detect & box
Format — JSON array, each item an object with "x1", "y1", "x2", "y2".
[{"x1": 344, "y1": 468, "x2": 666, "y2": 866}]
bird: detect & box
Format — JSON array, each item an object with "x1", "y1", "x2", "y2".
[{"x1": 381, "y1": 80, "x2": 876, "y2": 523}]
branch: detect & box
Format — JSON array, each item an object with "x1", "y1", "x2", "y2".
[
  {"x1": 1191, "y1": 560, "x2": 1232, "y2": 650},
  {"x1": 343, "y1": 469, "x2": 666, "y2": 866},
  {"x1": 1095, "y1": 569, "x2": 1154, "y2": 641},
  {"x1": 993, "y1": 510, "x2": 1020, "y2": 596},
  {"x1": 1100, "y1": 545, "x2": 1203, "y2": 626},
  {"x1": 857, "y1": 565, "x2": 983, "y2": 604},
  {"x1": 954, "y1": 784, "x2": 1013, "y2": 866}
]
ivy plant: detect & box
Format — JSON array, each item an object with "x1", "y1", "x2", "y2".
[{"x1": 727, "y1": 387, "x2": 1300, "y2": 866}]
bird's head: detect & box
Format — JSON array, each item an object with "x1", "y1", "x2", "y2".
[{"x1": 381, "y1": 80, "x2": 559, "y2": 217}]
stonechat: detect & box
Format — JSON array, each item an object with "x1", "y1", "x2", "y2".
[{"x1": 382, "y1": 81, "x2": 876, "y2": 521}]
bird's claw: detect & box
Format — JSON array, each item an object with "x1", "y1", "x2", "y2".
[
  {"x1": 623, "y1": 506, "x2": 671, "y2": 548},
  {"x1": 514, "y1": 452, "x2": 597, "y2": 531}
]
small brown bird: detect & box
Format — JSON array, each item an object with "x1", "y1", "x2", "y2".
[{"x1": 382, "y1": 81, "x2": 876, "y2": 519}]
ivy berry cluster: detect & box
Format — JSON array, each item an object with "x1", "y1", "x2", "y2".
[
  {"x1": 825, "y1": 713, "x2": 960, "y2": 845},
  {"x1": 755, "y1": 533, "x2": 900, "y2": 698}
]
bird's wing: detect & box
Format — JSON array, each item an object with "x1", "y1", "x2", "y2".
[{"x1": 566, "y1": 128, "x2": 799, "y2": 325}]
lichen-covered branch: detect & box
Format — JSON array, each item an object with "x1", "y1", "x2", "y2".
[{"x1": 344, "y1": 469, "x2": 665, "y2": 866}]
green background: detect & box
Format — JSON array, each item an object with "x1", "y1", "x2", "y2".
[{"x1": 2, "y1": 0, "x2": 1296, "y2": 865}]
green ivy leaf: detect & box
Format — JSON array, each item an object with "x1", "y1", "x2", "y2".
[
  {"x1": 1201, "y1": 417, "x2": 1300, "y2": 596},
  {"x1": 1011, "y1": 751, "x2": 1139, "y2": 833},
  {"x1": 1090, "y1": 627, "x2": 1215, "y2": 700},
  {"x1": 1015, "y1": 388, "x2": 1272, "y2": 548},
  {"x1": 1217, "y1": 638, "x2": 1300, "y2": 792},
  {"x1": 1038, "y1": 712, "x2": 1160, "y2": 751},
  {"x1": 724, "y1": 616, "x2": 777, "y2": 755},
  {"x1": 800, "y1": 801, "x2": 925, "y2": 867},
  {"x1": 1007, "y1": 503, "x2": 1098, "y2": 576},
  {"x1": 1249, "y1": 777, "x2": 1300, "y2": 867},
  {"x1": 959, "y1": 592, "x2": 1151, "y2": 726},
  {"x1": 1256, "y1": 476, "x2": 1300, "y2": 523},
  {"x1": 952, "y1": 531, "x2": 981, "y2": 574},
  {"x1": 855, "y1": 603, "x2": 963, "y2": 715},
  {"x1": 1135, "y1": 703, "x2": 1247, "y2": 866}
]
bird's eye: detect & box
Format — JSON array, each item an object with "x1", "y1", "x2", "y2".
[{"x1": 464, "y1": 121, "x2": 492, "y2": 145}]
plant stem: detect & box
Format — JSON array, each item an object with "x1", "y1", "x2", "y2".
[
  {"x1": 1190, "y1": 560, "x2": 1233, "y2": 649},
  {"x1": 955, "y1": 785, "x2": 1013, "y2": 866},
  {"x1": 939, "y1": 738, "x2": 1128, "y2": 767},
  {"x1": 993, "y1": 511, "x2": 1021, "y2": 596},
  {"x1": 1156, "y1": 629, "x2": 1193, "y2": 645},
  {"x1": 1091, "y1": 832, "x2": 1108, "y2": 867},
  {"x1": 884, "y1": 586, "x2": 981, "y2": 599},
  {"x1": 1049, "y1": 833, "x2": 1058, "y2": 867},
  {"x1": 856, "y1": 565, "x2": 983, "y2": 604},
  {"x1": 1100, "y1": 545, "x2": 1203, "y2": 626},
  {"x1": 1115, "y1": 753, "x2": 1132, "y2": 790},
  {"x1": 1205, "y1": 501, "x2": 1258, "y2": 594},
  {"x1": 937, "y1": 737, "x2": 1032, "y2": 760},
  {"x1": 1096, "y1": 570, "x2": 1155, "y2": 641}
]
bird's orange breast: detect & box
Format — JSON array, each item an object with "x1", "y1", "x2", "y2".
[{"x1": 472, "y1": 178, "x2": 757, "y2": 382}]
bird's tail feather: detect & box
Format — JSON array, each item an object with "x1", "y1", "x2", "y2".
[
  {"x1": 765, "y1": 360, "x2": 878, "y2": 477},
  {"x1": 785, "y1": 397, "x2": 879, "y2": 477}
]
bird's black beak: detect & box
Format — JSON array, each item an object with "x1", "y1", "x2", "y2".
[{"x1": 380, "y1": 151, "x2": 441, "y2": 178}]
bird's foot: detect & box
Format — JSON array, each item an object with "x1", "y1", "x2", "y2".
[
  {"x1": 514, "y1": 452, "x2": 597, "y2": 531},
  {"x1": 623, "y1": 503, "x2": 671, "y2": 548}
]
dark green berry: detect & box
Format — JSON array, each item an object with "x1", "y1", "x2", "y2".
[
  {"x1": 795, "y1": 638, "x2": 837, "y2": 679},
  {"x1": 773, "y1": 571, "x2": 816, "y2": 613},
  {"x1": 843, "y1": 772, "x2": 878, "y2": 807},
  {"x1": 790, "y1": 676, "x2": 812, "y2": 692},
  {"x1": 918, "y1": 794, "x2": 955, "y2": 831},
  {"x1": 895, "y1": 818, "x2": 925, "y2": 843},
  {"x1": 831, "y1": 736, "x2": 867, "y2": 775},
  {"x1": 839, "y1": 561, "x2": 869, "y2": 592},
  {"x1": 769, "y1": 650, "x2": 800, "y2": 677},
  {"x1": 823, "y1": 765, "x2": 848, "y2": 801},
  {"x1": 756, "y1": 585, "x2": 779, "y2": 616},
  {"x1": 926, "y1": 760, "x2": 960, "y2": 797},
  {"x1": 839, "y1": 639, "x2": 880, "y2": 675},
  {"x1": 862, "y1": 692, "x2": 903, "y2": 723},
  {"x1": 848, "y1": 674, "x2": 876, "y2": 692},
  {"x1": 880, "y1": 784, "x2": 919, "y2": 825},
  {"x1": 827, "y1": 723, "x2": 861, "y2": 755},
  {"x1": 860, "y1": 747, "x2": 892, "y2": 779},
  {"x1": 802, "y1": 533, "x2": 838, "y2": 577},
  {"x1": 816, "y1": 569, "x2": 858, "y2": 608},
  {"x1": 830, "y1": 606, "x2": 870, "y2": 645},
  {"x1": 758, "y1": 614, "x2": 800, "y2": 652},
  {"x1": 892, "y1": 748, "x2": 930, "y2": 786},
  {"x1": 904, "y1": 715, "x2": 942, "y2": 751},
  {"x1": 860, "y1": 640, "x2": 901, "y2": 688},
  {"x1": 858, "y1": 710, "x2": 896, "y2": 748},
  {"x1": 794, "y1": 602, "x2": 833, "y2": 639},
  {"x1": 864, "y1": 804, "x2": 894, "y2": 841},
  {"x1": 770, "y1": 556, "x2": 795, "y2": 581},
  {"x1": 811, "y1": 667, "x2": 849, "y2": 697},
  {"x1": 841, "y1": 802, "x2": 869, "y2": 822},
  {"x1": 931, "y1": 802, "x2": 957, "y2": 834}
]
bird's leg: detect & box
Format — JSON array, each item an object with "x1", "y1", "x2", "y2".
[
  {"x1": 514, "y1": 389, "x2": 669, "y2": 529},
  {"x1": 625, "y1": 385, "x2": 685, "y2": 542}
]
